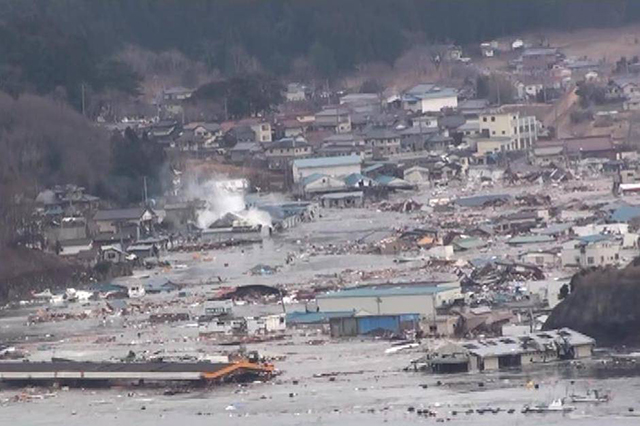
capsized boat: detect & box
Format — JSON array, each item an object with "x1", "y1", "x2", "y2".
[
  {"x1": 522, "y1": 398, "x2": 575, "y2": 413},
  {"x1": 570, "y1": 389, "x2": 610, "y2": 403}
]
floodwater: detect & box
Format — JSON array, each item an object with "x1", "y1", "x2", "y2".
[{"x1": 2, "y1": 189, "x2": 640, "y2": 425}]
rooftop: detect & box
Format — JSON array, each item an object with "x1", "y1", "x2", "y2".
[
  {"x1": 293, "y1": 155, "x2": 361, "y2": 169},
  {"x1": 317, "y1": 285, "x2": 457, "y2": 299}
]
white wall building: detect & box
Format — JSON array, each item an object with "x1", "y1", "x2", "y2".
[
  {"x1": 292, "y1": 155, "x2": 362, "y2": 183},
  {"x1": 402, "y1": 84, "x2": 458, "y2": 113},
  {"x1": 561, "y1": 235, "x2": 621, "y2": 268},
  {"x1": 317, "y1": 285, "x2": 461, "y2": 318}
]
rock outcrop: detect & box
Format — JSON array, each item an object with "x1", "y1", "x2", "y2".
[{"x1": 544, "y1": 262, "x2": 640, "y2": 345}]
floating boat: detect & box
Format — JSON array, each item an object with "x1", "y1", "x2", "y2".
[
  {"x1": 570, "y1": 389, "x2": 610, "y2": 403},
  {"x1": 522, "y1": 398, "x2": 575, "y2": 413}
]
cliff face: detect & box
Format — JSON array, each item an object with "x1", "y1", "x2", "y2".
[{"x1": 544, "y1": 263, "x2": 640, "y2": 345}]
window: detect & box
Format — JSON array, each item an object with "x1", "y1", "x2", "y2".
[
  {"x1": 491, "y1": 116, "x2": 496, "y2": 122},
  {"x1": 587, "y1": 256, "x2": 594, "y2": 265},
  {"x1": 502, "y1": 130, "x2": 506, "y2": 135},
  {"x1": 492, "y1": 131, "x2": 496, "y2": 135},
  {"x1": 483, "y1": 117, "x2": 487, "y2": 122}
]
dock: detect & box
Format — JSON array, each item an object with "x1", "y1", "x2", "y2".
[{"x1": 0, "y1": 361, "x2": 274, "y2": 384}]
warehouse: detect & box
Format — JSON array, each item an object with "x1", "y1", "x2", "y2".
[
  {"x1": 316, "y1": 285, "x2": 460, "y2": 318},
  {"x1": 329, "y1": 313, "x2": 421, "y2": 338}
]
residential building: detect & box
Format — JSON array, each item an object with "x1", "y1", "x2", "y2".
[
  {"x1": 162, "y1": 87, "x2": 193, "y2": 101},
  {"x1": 315, "y1": 107, "x2": 352, "y2": 133},
  {"x1": 285, "y1": 83, "x2": 308, "y2": 102},
  {"x1": 561, "y1": 235, "x2": 621, "y2": 268},
  {"x1": 93, "y1": 207, "x2": 157, "y2": 237},
  {"x1": 478, "y1": 111, "x2": 538, "y2": 150},
  {"x1": 291, "y1": 155, "x2": 362, "y2": 184},
  {"x1": 533, "y1": 145, "x2": 566, "y2": 167},
  {"x1": 229, "y1": 142, "x2": 260, "y2": 164},
  {"x1": 401, "y1": 83, "x2": 458, "y2": 113},
  {"x1": 264, "y1": 137, "x2": 312, "y2": 170},
  {"x1": 521, "y1": 48, "x2": 559, "y2": 72},
  {"x1": 362, "y1": 127, "x2": 401, "y2": 159}
]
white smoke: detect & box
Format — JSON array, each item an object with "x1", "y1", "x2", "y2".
[{"x1": 184, "y1": 177, "x2": 272, "y2": 229}]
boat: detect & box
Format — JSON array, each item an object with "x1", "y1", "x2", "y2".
[
  {"x1": 522, "y1": 398, "x2": 575, "y2": 413},
  {"x1": 569, "y1": 389, "x2": 610, "y2": 403}
]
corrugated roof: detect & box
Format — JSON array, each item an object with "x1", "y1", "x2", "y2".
[
  {"x1": 317, "y1": 285, "x2": 456, "y2": 299},
  {"x1": 507, "y1": 235, "x2": 555, "y2": 245},
  {"x1": 293, "y1": 155, "x2": 361, "y2": 169},
  {"x1": 610, "y1": 205, "x2": 640, "y2": 222},
  {"x1": 455, "y1": 194, "x2": 511, "y2": 207},
  {"x1": 94, "y1": 208, "x2": 148, "y2": 221}
]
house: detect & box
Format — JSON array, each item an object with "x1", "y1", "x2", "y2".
[
  {"x1": 403, "y1": 166, "x2": 432, "y2": 184},
  {"x1": 93, "y1": 207, "x2": 157, "y2": 237},
  {"x1": 264, "y1": 137, "x2": 312, "y2": 170},
  {"x1": 320, "y1": 191, "x2": 364, "y2": 208},
  {"x1": 340, "y1": 93, "x2": 380, "y2": 107},
  {"x1": 299, "y1": 173, "x2": 347, "y2": 196},
  {"x1": 149, "y1": 120, "x2": 180, "y2": 144},
  {"x1": 608, "y1": 76, "x2": 640, "y2": 100},
  {"x1": 362, "y1": 127, "x2": 401, "y2": 159},
  {"x1": 561, "y1": 235, "x2": 621, "y2": 268},
  {"x1": 480, "y1": 41, "x2": 497, "y2": 57},
  {"x1": 428, "y1": 328, "x2": 594, "y2": 373},
  {"x1": 100, "y1": 244, "x2": 130, "y2": 264},
  {"x1": 162, "y1": 87, "x2": 193, "y2": 101},
  {"x1": 401, "y1": 83, "x2": 458, "y2": 113},
  {"x1": 44, "y1": 217, "x2": 87, "y2": 244},
  {"x1": 229, "y1": 142, "x2": 260, "y2": 164},
  {"x1": 58, "y1": 238, "x2": 93, "y2": 257},
  {"x1": 317, "y1": 135, "x2": 370, "y2": 158},
  {"x1": 533, "y1": 145, "x2": 566, "y2": 167},
  {"x1": 562, "y1": 135, "x2": 616, "y2": 161},
  {"x1": 285, "y1": 83, "x2": 308, "y2": 102},
  {"x1": 202, "y1": 212, "x2": 266, "y2": 244},
  {"x1": 315, "y1": 107, "x2": 352, "y2": 133},
  {"x1": 495, "y1": 209, "x2": 548, "y2": 234},
  {"x1": 163, "y1": 202, "x2": 196, "y2": 229},
  {"x1": 329, "y1": 312, "x2": 421, "y2": 338},
  {"x1": 246, "y1": 314, "x2": 287, "y2": 334},
  {"x1": 374, "y1": 175, "x2": 413, "y2": 190},
  {"x1": 519, "y1": 250, "x2": 559, "y2": 267},
  {"x1": 279, "y1": 119, "x2": 306, "y2": 138},
  {"x1": 458, "y1": 99, "x2": 490, "y2": 117},
  {"x1": 521, "y1": 48, "x2": 558, "y2": 72},
  {"x1": 475, "y1": 137, "x2": 517, "y2": 156},
  {"x1": 291, "y1": 155, "x2": 362, "y2": 183},
  {"x1": 317, "y1": 285, "x2": 461, "y2": 318}
]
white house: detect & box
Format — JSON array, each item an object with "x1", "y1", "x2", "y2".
[
  {"x1": 402, "y1": 83, "x2": 458, "y2": 113},
  {"x1": 561, "y1": 235, "x2": 621, "y2": 268}
]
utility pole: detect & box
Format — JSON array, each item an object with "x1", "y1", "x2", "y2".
[
  {"x1": 81, "y1": 83, "x2": 86, "y2": 116},
  {"x1": 143, "y1": 176, "x2": 148, "y2": 206}
]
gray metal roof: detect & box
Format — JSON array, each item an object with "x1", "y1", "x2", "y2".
[
  {"x1": 94, "y1": 208, "x2": 149, "y2": 221},
  {"x1": 293, "y1": 155, "x2": 361, "y2": 169},
  {"x1": 317, "y1": 285, "x2": 456, "y2": 299}
]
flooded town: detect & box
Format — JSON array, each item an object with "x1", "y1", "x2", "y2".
[{"x1": 4, "y1": 1, "x2": 640, "y2": 425}]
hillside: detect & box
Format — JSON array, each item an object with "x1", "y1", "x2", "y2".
[
  {"x1": 3, "y1": 0, "x2": 640, "y2": 108},
  {"x1": 544, "y1": 261, "x2": 640, "y2": 345}
]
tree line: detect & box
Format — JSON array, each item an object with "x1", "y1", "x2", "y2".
[{"x1": 2, "y1": 0, "x2": 640, "y2": 109}]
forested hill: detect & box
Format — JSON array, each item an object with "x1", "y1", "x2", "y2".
[{"x1": 2, "y1": 0, "x2": 640, "y2": 101}]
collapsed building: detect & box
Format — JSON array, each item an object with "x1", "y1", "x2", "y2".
[{"x1": 425, "y1": 328, "x2": 594, "y2": 373}]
